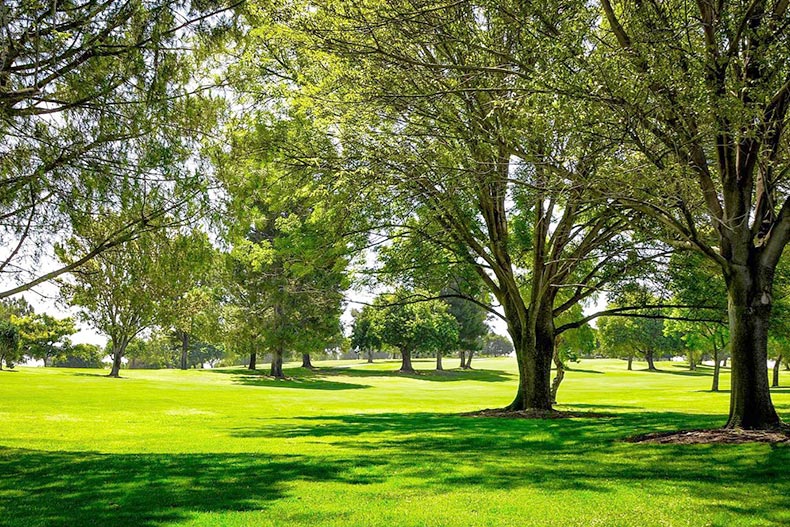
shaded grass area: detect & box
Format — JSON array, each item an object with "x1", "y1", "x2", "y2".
[{"x1": 0, "y1": 359, "x2": 789, "y2": 526}]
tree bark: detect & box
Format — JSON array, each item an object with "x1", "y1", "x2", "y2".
[
  {"x1": 627, "y1": 355, "x2": 633, "y2": 370},
  {"x1": 108, "y1": 339, "x2": 128, "y2": 378},
  {"x1": 179, "y1": 330, "x2": 189, "y2": 370},
  {"x1": 0, "y1": 353, "x2": 4, "y2": 370},
  {"x1": 399, "y1": 348, "x2": 415, "y2": 373},
  {"x1": 42, "y1": 356, "x2": 48, "y2": 367},
  {"x1": 689, "y1": 354, "x2": 696, "y2": 371},
  {"x1": 459, "y1": 350, "x2": 466, "y2": 369},
  {"x1": 271, "y1": 348, "x2": 284, "y2": 378},
  {"x1": 724, "y1": 266, "x2": 780, "y2": 429},
  {"x1": 712, "y1": 343, "x2": 720, "y2": 392},
  {"x1": 645, "y1": 350, "x2": 657, "y2": 371},
  {"x1": 367, "y1": 349, "x2": 374, "y2": 363},
  {"x1": 248, "y1": 352, "x2": 257, "y2": 370},
  {"x1": 550, "y1": 345, "x2": 565, "y2": 404},
  {"x1": 464, "y1": 350, "x2": 474, "y2": 369},
  {"x1": 773, "y1": 354, "x2": 782, "y2": 388},
  {"x1": 301, "y1": 352, "x2": 314, "y2": 369},
  {"x1": 506, "y1": 303, "x2": 553, "y2": 411},
  {"x1": 436, "y1": 351, "x2": 443, "y2": 371}
]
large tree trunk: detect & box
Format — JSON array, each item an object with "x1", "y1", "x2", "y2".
[
  {"x1": 108, "y1": 339, "x2": 128, "y2": 378},
  {"x1": 645, "y1": 350, "x2": 657, "y2": 371},
  {"x1": 505, "y1": 304, "x2": 553, "y2": 412},
  {"x1": 179, "y1": 330, "x2": 189, "y2": 370},
  {"x1": 399, "y1": 348, "x2": 415, "y2": 373},
  {"x1": 724, "y1": 266, "x2": 780, "y2": 429},
  {"x1": 773, "y1": 354, "x2": 782, "y2": 388},
  {"x1": 436, "y1": 351, "x2": 443, "y2": 371},
  {"x1": 459, "y1": 350, "x2": 466, "y2": 369},
  {"x1": 464, "y1": 350, "x2": 474, "y2": 369},
  {"x1": 301, "y1": 352, "x2": 314, "y2": 369},
  {"x1": 712, "y1": 343, "x2": 720, "y2": 392},
  {"x1": 271, "y1": 348, "x2": 284, "y2": 378},
  {"x1": 550, "y1": 345, "x2": 565, "y2": 404},
  {"x1": 627, "y1": 355, "x2": 633, "y2": 370},
  {"x1": 248, "y1": 352, "x2": 257, "y2": 370}
]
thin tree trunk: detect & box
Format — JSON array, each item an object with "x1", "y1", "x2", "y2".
[
  {"x1": 459, "y1": 350, "x2": 466, "y2": 369},
  {"x1": 724, "y1": 267, "x2": 780, "y2": 429},
  {"x1": 436, "y1": 351, "x2": 443, "y2": 371},
  {"x1": 248, "y1": 351, "x2": 257, "y2": 370},
  {"x1": 42, "y1": 356, "x2": 48, "y2": 367},
  {"x1": 773, "y1": 354, "x2": 782, "y2": 388},
  {"x1": 179, "y1": 331, "x2": 189, "y2": 370},
  {"x1": 301, "y1": 352, "x2": 314, "y2": 369},
  {"x1": 399, "y1": 348, "x2": 415, "y2": 373},
  {"x1": 689, "y1": 354, "x2": 696, "y2": 371},
  {"x1": 712, "y1": 343, "x2": 720, "y2": 392},
  {"x1": 464, "y1": 350, "x2": 474, "y2": 369},
  {"x1": 627, "y1": 355, "x2": 633, "y2": 370},
  {"x1": 550, "y1": 345, "x2": 565, "y2": 404},
  {"x1": 645, "y1": 350, "x2": 657, "y2": 371},
  {"x1": 0, "y1": 353, "x2": 4, "y2": 370},
  {"x1": 271, "y1": 348, "x2": 284, "y2": 378},
  {"x1": 367, "y1": 349, "x2": 374, "y2": 363}
]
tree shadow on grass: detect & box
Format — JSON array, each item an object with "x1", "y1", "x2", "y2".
[
  {"x1": 0, "y1": 448, "x2": 385, "y2": 527},
  {"x1": 208, "y1": 364, "x2": 516, "y2": 386},
  {"x1": 204, "y1": 368, "x2": 370, "y2": 390},
  {"x1": 225, "y1": 410, "x2": 790, "y2": 520}
]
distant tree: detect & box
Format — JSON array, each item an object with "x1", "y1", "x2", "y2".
[
  {"x1": 52, "y1": 343, "x2": 104, "y2": 369},
  {"x1": 15, "y1": 313, "x2": 77, "y2": 366},
  {"x1": 350, "y1": 307, "x2": 383, "y2": 363},
  {"x1": 373, "y1": 291, "x2": 457, "y2": 373},
  {"x1": 443, "y1": 294, "x2": 488, "y2": 370},
  {"x1": 482, "y1": 334, "x2": 514, "y2": 358},
  {"x1": 0, "y1": 319, "x2": 20, "y2": 370},
  {"x1": 60, "y1": 220, "x2": 189, "y2": 377},
  {"x1": 598, "y1": 312, "x2": 673, "y2": 372}
]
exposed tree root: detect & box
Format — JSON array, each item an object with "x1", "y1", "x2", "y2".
[
  {"x1": 463, "y1": 408, "x2": 612, "y2": 419},
  {"x1": 627, "y1": 427, "x2": 790, "y2": 444}
]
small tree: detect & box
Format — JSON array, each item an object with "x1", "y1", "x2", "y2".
[
  {"x1": 15, "y1": 313, "x2": 77, "y2": 366},
  {"x1": 0, "y1": 319, "x2": 20, "y2": 370}
]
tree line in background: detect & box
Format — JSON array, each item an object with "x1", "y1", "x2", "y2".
[{"x1": 2, "y1": 0, "x2": 790, "y2": 430}]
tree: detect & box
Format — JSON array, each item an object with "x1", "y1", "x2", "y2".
[
  {"x1": 580, "y1": 0, "x2": 790, "y2": 429},
  {"x1": 598, "y1": 310, "x2": 674, "y2": 372},
  {"x1": 664, "y1": 252, "x2": 729, "y2": 390},
  {"x1": 0, "y1": 319, "x2": 20, "y2": 370},
  {"x1": 15, "y1": 313, "x2": 77, "y2": 366},
  {"x1": 443, "y1": 293, "x2": 489, "y2": 370},
  {"x1": 216, "y1": 111, "x2": 353, "y2": 379},
  {"x1": 52, "y1": 343, "x2": 104, "y2": 369},
  {"x1": 350, "y1": 307, "x2": 383, "y2": 363},
  {"x1": 60, "y1": 220, "x2": 188, "y2": 377},
  {"x1": 0, "y1": 0, "x2": 234, "y2": 298},
  {"x1": 253, "y1": 1, "x2": 656, "y2": 411},
  {"x1": 372, "y1": 291, "x2": 458, "y2": 373},
  {"x1": 482, "y1": 334, "x2": 515, "y2": 358}
]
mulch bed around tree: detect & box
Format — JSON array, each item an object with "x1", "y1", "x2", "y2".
[
  {"x1": 626, "y1": 428, "x2": 790, "y2": 444},
  {"x1": 462, "y1": 408, "x2": 612, "y2": 419}
]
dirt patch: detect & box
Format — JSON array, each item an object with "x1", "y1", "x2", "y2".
[
  {"x1": 463, "y1": 408, "x2": 612, "y2": 419},
  {"x1": 627, "y1": 428, "x2": 790, "y2": 444}
]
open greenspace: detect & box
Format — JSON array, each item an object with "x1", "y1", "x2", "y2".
[{"x1": 1, "y1": 358, "x2": 788, "y2": 527}]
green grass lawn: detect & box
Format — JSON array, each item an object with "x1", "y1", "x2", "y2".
[{"x1": 1, "y1": 358, "x2": 788, "y2": 527}]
